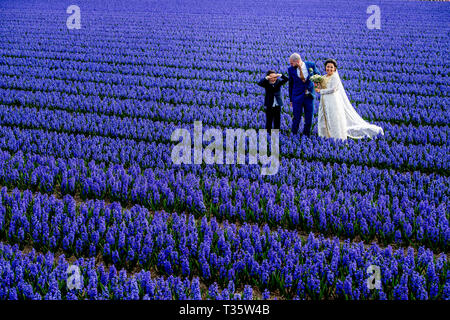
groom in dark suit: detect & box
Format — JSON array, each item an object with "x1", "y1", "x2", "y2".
[
  {"x1": 257, "y1": 70, "x2": 289, "y2": 134},
  {"x1": 288, "y1": 53, "x2": 320, "y2": 137}
]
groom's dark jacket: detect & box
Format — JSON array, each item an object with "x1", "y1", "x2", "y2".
[
  {"x1": 288, "y1": 61, "x2": 320, "y2": 103},
  {"x1": 257, "y1": 74, "x2": 289, "y2": 107}
]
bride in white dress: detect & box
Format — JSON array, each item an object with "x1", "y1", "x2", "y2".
[{"x1": 315, "y1": 59, "x2": 384, "y2": 141}]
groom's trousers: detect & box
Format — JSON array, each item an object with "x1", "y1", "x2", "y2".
[
  {"x1": 292, "y1": 97, "x2": 314, "y2": 136},
  {"x1": 265, "y1": 105, "x2": 281, "y2": 134}
]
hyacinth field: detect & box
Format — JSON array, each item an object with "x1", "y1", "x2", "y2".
[{"x1": 0, "y1": 0, "x2": 448, "y2": 301}]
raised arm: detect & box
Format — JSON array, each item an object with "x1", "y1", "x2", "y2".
[
  {"x1": 279, "y1": 74, "x2": 289, "y2": 86},
  {"x1": 257, "y1": 77, "x2": 268, "y2": 88},
  {"x1": 275, "y1": 74, "x2": 289, "y2": 89},
  {"x1": 320, "y1": 74, "x2": 339, "y2": 95}
]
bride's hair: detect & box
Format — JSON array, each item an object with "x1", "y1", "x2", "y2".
[{"x1": 324, "y1": 58, "x2": 337, "y2": 69}]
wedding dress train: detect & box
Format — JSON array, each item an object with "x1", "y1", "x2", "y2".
[{"x1": 317, "y1": 70, "x2": 384, "y2": 141}]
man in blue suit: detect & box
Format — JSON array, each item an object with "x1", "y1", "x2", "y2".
[{"x1": 288, "y1": 53, "x2": 320, "y2": 137}]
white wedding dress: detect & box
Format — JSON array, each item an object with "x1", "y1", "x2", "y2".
[{"x1": 317, "y1": 70, "x2": 384, "y2": 141}]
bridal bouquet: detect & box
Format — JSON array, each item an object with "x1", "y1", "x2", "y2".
[{"x1": 310, "y1": 74, "x2": 323, "y2": 83}]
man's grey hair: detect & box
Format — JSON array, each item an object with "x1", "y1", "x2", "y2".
[{"x1": 290, "y1": 53, "x2": 301, "y2": 61}]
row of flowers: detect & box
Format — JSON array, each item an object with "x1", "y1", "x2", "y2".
[
  {"x1": 0, "y1": 150, "x2": 448, "y2": 250},
  {"x1": 1, "y1": 100, "x2": 448, "y2": 148},
  {"x1": 1, "y1": 119, "x2": 447, "y2": 178},
  {"x1": 0, "y1": 60, "x2": 446, "y2": 105},
  {"x1": 0, "y1": 242, "x2": 260, "y2": 300},
  {"x1": 2, "y1": 134, "x2": 446, "y2": 206},
  {"x1": 2, "y1": 50, "x2": 446, "y2": 112},
  {"x1": 0, "y1": 188, "x2": 448, "y2": 299},
  {"x1": 1, "y1": 36, "x2": 445, "y2": 90},
  {"x1": 1, "y1": 70, "x2": 447, "y2": 126}
]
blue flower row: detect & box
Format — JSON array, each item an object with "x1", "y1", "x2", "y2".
[
  {"x1": 0, "y1": 59, "x2": 446, "y2": 104},
  {"x1": 0, "y1": 150, "x2": 448, "y2": 250},
  {"x1": 0, "y1": 72, "x2": 447, "y2": 125},
  {"x1": 0, "y1": 187, "x2": 448, "y2": 299},
  {"x1": 1, "y1": 99, "x2": 448, "y2": 147},
  {"x1": 0, "y1": 242, "x2": 259, "y2": 300},
  {"x1": 1, "y1": 116, "x2": 447, "y2": 178}
]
